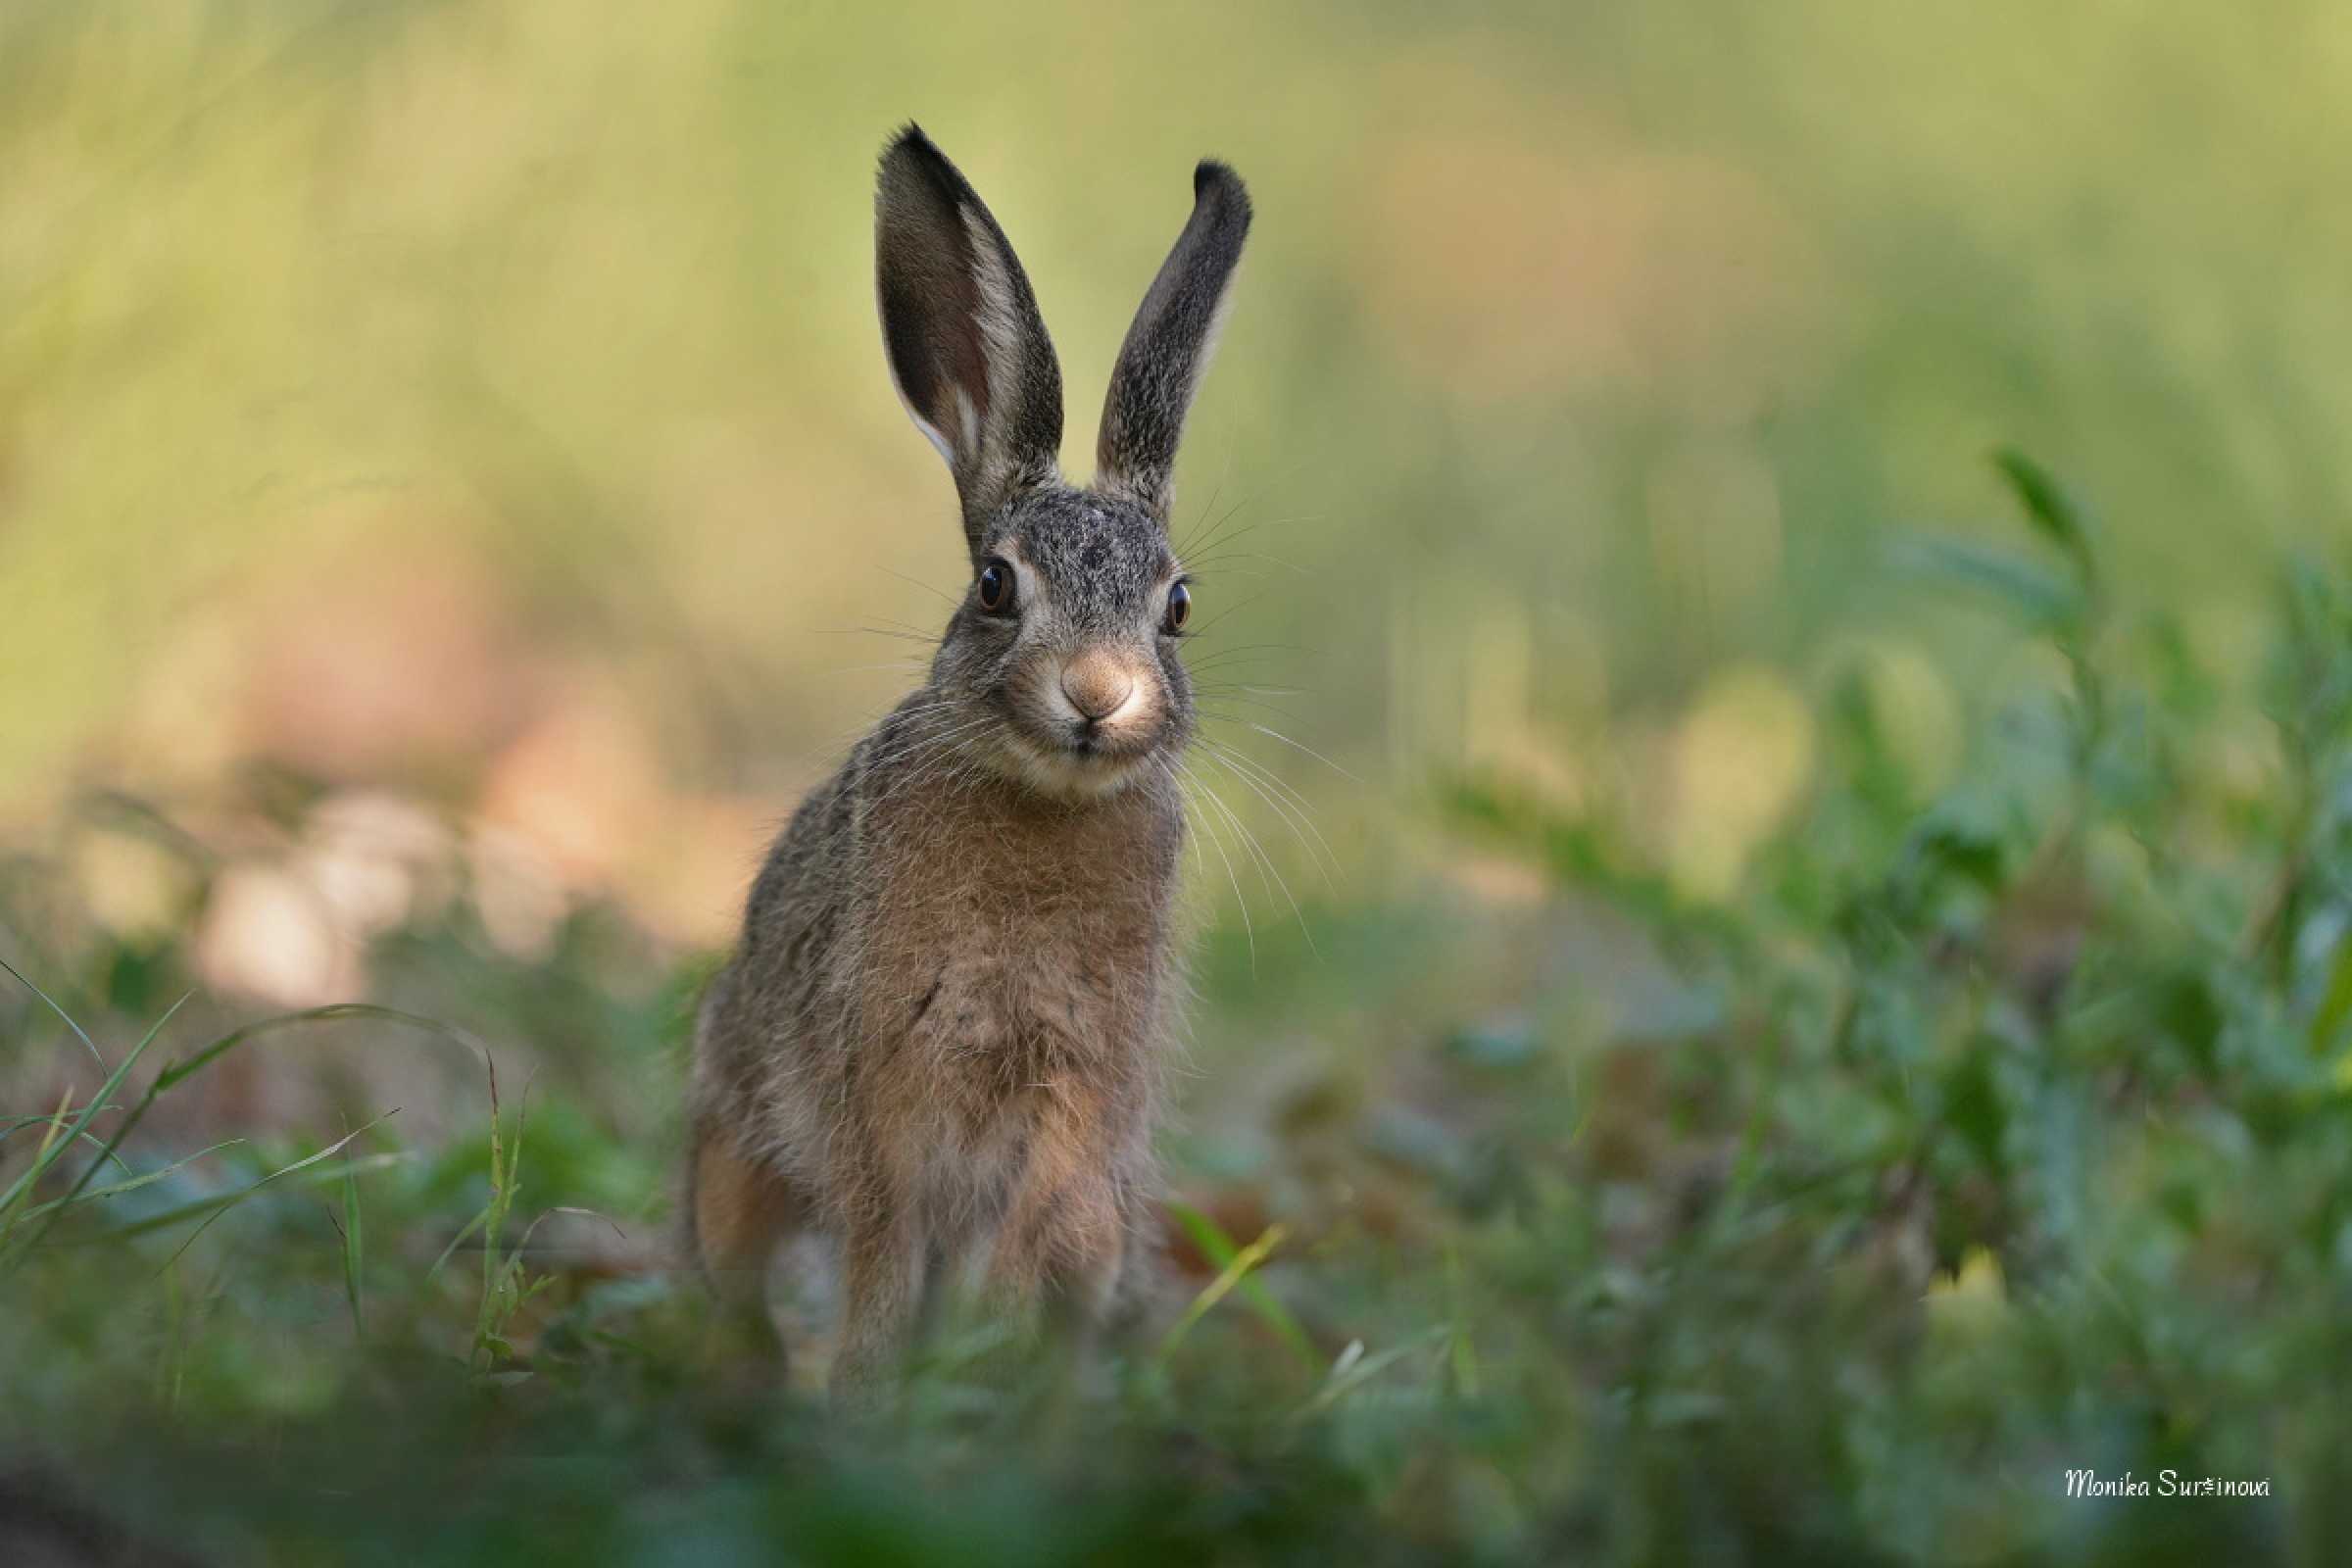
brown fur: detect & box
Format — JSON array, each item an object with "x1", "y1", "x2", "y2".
[{"x1": 684, "y1": 126, "x2": 1250, "y2": 1402}]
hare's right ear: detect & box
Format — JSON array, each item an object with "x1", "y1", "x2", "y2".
[{"x1": 875, "y1": 125, "x2": 1065, "y2": 552}]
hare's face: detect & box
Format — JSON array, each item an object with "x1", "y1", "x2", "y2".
[
  {"x1": 936, "y1": 486, "x2": 1194, "y2": 799},
  {"x1": 872, "y1": 126, "x2": 1248, "y2": 802}
]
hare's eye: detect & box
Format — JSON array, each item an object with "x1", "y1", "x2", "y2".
[
  {"x1": 976, "y1": 559, "x2": 1015, "y2": 614},
  {"x1": 1162, "y1": 580, "x2": 1192, "y2": 635}
]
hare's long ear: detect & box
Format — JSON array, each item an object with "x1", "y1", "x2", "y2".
[
  {"x1": 1096, "y1": 161, "x2": 1251, "y2": 524},
  {"x1": 875, "y1": 125, "x2": 1064, "y2": 550}
]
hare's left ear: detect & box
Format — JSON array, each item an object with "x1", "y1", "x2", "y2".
[
  {"x1": 1096, "y1": 161, "x2": 1251, "y2": 524},
  {"x1": 876, "y1": 124, "x2": 1066, "y2": 553}
]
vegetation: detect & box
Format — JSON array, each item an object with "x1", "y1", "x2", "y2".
[
  {"x1": 4, "y1": 458, "x2": 2344, "y2": 1563},
  {"x1": 8, "y1": 3, "x2": 2350, "y2": 1561}
]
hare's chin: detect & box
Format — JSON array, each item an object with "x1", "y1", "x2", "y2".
[{"x1": 992, "y1": 732, "x2": 1155, "y2": 801}]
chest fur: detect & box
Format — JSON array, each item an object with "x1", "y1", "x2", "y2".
[{"x1": 853, "y1": 778, "x2": 1179, "y2": 1080}]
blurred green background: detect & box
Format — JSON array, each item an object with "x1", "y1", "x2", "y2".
[
  {"x1": 6, "y1": 3, "x2": 2351, "y2": 1562},
  {"x1": 9, "y1": 0, "x2": 2344, "y2": 920}
]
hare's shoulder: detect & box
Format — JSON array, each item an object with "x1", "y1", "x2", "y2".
[
  {"x1": 736, "y1": 697, "x2": 993, "y2": 964},
  {"x1": 727, "y1": 756, "x2": 868, "y2": 996},
  {"x1": 755, "y1": 758, "x2": 857, "y2": 891}
]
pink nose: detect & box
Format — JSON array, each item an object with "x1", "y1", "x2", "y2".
[{"x1": 1061, "y1": 656, "x2": 1135, "y2": 721}]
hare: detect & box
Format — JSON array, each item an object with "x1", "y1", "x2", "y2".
[{"x1": 685, "y1": 125, "x2": 1251, "y2": 1399}]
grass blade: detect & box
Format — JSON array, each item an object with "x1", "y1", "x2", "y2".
[
  {"x1": 152, "y1": 1003, "x2": 489, "y2": 1096},
  {"x1": 1291, "y1": 1327, "x2": 1449, "y2": 1423},
  {"x1": 0, "y1": 1087, "x2": 77, "y2": 1239},
  {"x1": 89, "y1": 1152, "x2": 410, "y2": 1244},
  {"x1": 1154, "y1": 1222, "x2": 1286, "y2": 1370},
  {"x1": 19, "y1": 999, "x2": 484, "y2": 1256},
  {"x1": 427, "y1": 1205, "x2": 491, "y2": 1285},
  {"x1": 0, "y1": 951, "x2": 107, "y2": 1069},
  {"x1": 0, "y1": 1110, "x2": 134, "y2": 1179},
  {"x1": 340, "y1": 1124, "x2": 366, "y2": 1336},
  {"x1": 0, "y1": 992, "x2": 191, "y2": 1229},
  {"x1": 9, "y1": 1140, "x2": 245, "y2": 1224},
  {"x1": 161, "y1": 1112, "x2": 397, "y2": 1269},
  {"x1": 1165, "y1": 1201, "x2": 1316, "y2": 1369}
]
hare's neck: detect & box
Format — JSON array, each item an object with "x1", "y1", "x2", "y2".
[
  {"x1": 869, "y1": 766, "x2": 1184, "y2": 931},
  {"x1": 979, "y1": 769, "x2": 1185, "y2": 904}
]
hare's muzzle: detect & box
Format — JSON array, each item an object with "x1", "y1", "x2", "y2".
[{"x1": 1060, "y1": 654, "x2": 1138, "y2": 724}]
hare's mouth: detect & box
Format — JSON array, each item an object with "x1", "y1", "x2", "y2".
[{"x1": 995, "y1": 724, "x2": 1161, "y2": 800}]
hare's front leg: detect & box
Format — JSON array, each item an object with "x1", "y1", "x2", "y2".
[
  {"x1": 990, "y1": 1097, "x2": 1129, "y2": 1336},
  {"x1": 831, "y1": 1206, "x2": 930, "y2": 1406},
  {"x1": 990, "y1": 1150, "x2": 1127, "y2": 1423}
]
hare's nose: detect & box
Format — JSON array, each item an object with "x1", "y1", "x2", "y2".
[{"x1": 1061, "y1": 656, "x2": 1136, "y2": 722}]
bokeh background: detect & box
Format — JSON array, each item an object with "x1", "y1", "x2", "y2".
[
  {"x1": 12, "y1": 0, "x2": 2344, "y2": 940},
  {"x1": 5, "y1": 3, "x2": 2350, "y2": 1561}
]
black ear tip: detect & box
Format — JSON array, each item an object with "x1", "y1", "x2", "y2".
[
  {"x1": 884, "y1": 122, "x2": 955, "y2": 184},
  {"x1": 1192, "y1": 160, "x2": 1251, "y2": 225},
  {"x1": 879, "y1": 122, "x2": 974, "y2": 215}
]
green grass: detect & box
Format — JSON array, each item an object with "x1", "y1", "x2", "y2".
[{"x1": 3, "y1": 459, "x2": 2348, "y2": 1564}]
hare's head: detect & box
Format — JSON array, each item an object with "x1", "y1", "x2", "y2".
[{"x1": 874, "y1": 125, "x2": 1250, "y2": 800}]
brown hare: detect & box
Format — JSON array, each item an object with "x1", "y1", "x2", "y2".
[{"x1": 686, "y1": 124, "x2": 1250, "y2": 1400}]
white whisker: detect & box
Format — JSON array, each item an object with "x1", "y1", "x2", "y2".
[
  {"x1": 1198, "y1": 738, "x2": 1340, "y2": 888},
  {"x1": 1174, "y1": 758, "x2": 1254, "y2": 973},
  {"x1": 1237, "y1": 721, "x2": 1360, "y2": 784},
  {"x1": 1190, "y1": 753, "x2": 1316, "y2": 952}
]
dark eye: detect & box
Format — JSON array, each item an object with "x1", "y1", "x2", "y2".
[
  {"x1": 1162, "y1": 580, "x2": 1192, "y2": 635},
  {"x1": 976, "y1": 559, "x2": 1015, "y2": 614}
]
